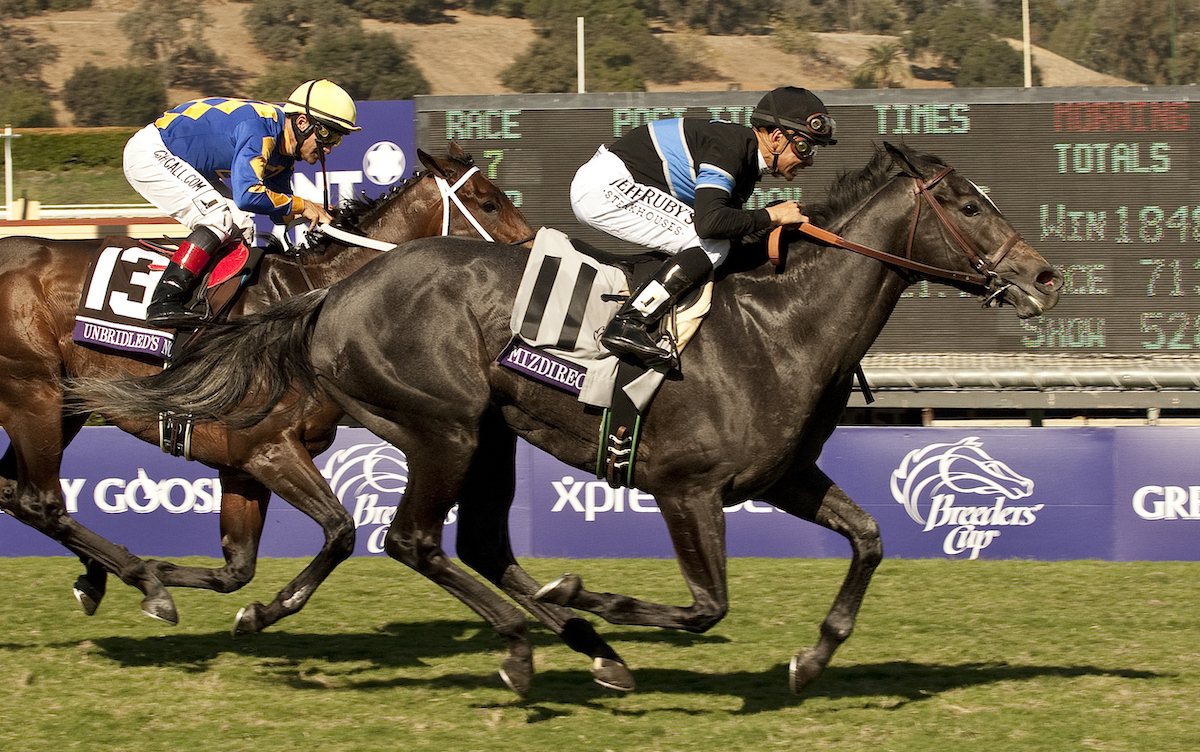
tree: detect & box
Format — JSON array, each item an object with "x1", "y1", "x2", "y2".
[
  {"x1": 0, "y1": 23, "x2": 57, "y2": 88},
  {"x1": 302, "y1": 27, "x2": 431, "y2": 99},
  {"x1": 0, "y1": 0, "x2": 91, "y2": 19},
  {"x1": 501, "y1": 0, "x2": 712, "y2": 93},
  {"x1": 243, "y1": 0, "x2": 361, "y2": 60},
  {"x1": 349, "y1": 0, "x2": 453, "y2": 24},
  {"x1": 62, "y1": 63, "x2": 167, "y2": 127},
  {"x1": 852, "y1": 40, "x2": 910, "y2": 88},
  {"x1": 249, "y1": 28, "x2": 431, "y2": 101},
  {"x1": 118, "y1": 0, "x2": 246, "y2": 92},
  {"x1": 955, "y1": 37, "x2": 1041, "y2": 86},
  {"x1": 1076, "y1": 0, "x2": 1200, "y2": 85},
  {"x1": 0, "y1": 23, "x2": 57, "y2": 125}
]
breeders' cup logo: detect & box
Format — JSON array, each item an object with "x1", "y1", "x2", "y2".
[
  {"x1": 319, "y1": 441, "x2": 452, "y2": 554},
  {"x1": 889, "y1": 437, "x2": 1044, "y2": 559}
]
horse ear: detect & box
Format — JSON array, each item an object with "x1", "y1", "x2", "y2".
[
  {"x1": 448, "y1": 140, "x2": 468, "y2": 160},
  {"x1": 418, "y1": 148, "x2": 449, "y2": 178},
  {"x1": 884, "y1": 141, "x2": 923, "y2": 177}
]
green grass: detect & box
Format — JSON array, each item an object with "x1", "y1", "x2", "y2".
[
  {"x1": 11, "y1": 169, "x2": 143, "y2": 206},
  {"x1": 0, "y1": 557, "x2": 1196, "y2": 752}
]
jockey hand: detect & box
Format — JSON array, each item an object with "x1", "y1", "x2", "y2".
[
  {"x1": 766, "y1": 200, "x2": 809, "y2": 228},
  {"x1": 296, "y1": 198, "x2": 334, "y2": 229}
]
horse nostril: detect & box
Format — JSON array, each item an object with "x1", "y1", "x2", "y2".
[{"x1": 1037, "y1": 267, "x2": 1064, "y2": 291}]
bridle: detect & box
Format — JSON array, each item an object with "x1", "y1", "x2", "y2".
[
  {"x1": 287, "y1": 165, "x2": 535, "y2": 289},
  {"x1": 769, "y1": 164, "x2": 1022, "y2": 296}
]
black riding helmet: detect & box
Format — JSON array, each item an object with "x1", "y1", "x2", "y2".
[{"x1": 750, "y1": 86, "x2": 837, "y2": 146}]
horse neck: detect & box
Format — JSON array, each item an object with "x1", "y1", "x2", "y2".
[{"x1": 723, "y1": 180, "x2": 916, "y2": 369}]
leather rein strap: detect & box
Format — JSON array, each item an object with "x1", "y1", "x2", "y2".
[{"x1": 767, "y1": 166, "x2": 1021, "y2": 288}]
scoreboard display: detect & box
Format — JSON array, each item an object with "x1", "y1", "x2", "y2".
[{"x1": 415, "y1": 88, "x2": 1200, "y2": 361}]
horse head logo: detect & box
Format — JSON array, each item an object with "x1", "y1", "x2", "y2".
[
  {"x1": 889, "y1": 437, "x2": 1033, "y2": 525},
  {"x1": 319, "y1": 441, "x2": 408, "y2": 502}
]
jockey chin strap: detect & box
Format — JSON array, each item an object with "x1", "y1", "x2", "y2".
[{"x1": 434, "y1": 166, "x2": 496, "y2": 242}]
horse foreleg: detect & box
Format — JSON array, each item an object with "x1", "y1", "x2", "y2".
[
  {"x1": 536, "y1": 491, "x2": 731, "y2": 634},
  {"x1": 229, "y1": 433, "x2": 354, "y2": 635},
  {"x1": 760, "y1": 464, "x2": 883, "y2": 694},
  {"x1": 146, "y1": 468, "x2": 269, "y2": 593},
  {"x1": 454, "y1": 416, "x2": 634, "y2": 691}
]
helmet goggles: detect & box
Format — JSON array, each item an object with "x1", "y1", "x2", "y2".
[{"x1": 312, "y1": 119, "x2": 348, "y2": 147}]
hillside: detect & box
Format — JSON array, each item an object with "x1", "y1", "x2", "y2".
[{"x1": 13, "y1": 0, "x2": 1134, "y2": 126}]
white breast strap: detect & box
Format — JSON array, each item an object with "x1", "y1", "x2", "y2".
[{"x1": 435, "y1": 166, "x2": 496, "y2": 242}]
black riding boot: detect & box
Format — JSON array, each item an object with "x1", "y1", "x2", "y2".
[
  {"x1": 146, "y1": 226, "x2": 222, "y2": 326},
  {"x1": 601, "y1": 246, "x2": 713, "y2": 368}
]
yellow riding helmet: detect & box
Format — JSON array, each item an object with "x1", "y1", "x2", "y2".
[{"x1": 283, "y1": 79, "x2": 361, "y2": 134}]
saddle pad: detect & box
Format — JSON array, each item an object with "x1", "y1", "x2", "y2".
[
  {"x1": 74, "y1": 237, "x2": 176, "y2": 361},
  {"x1": 504, "y1": 227, "x2": 626, "y2": 406}
]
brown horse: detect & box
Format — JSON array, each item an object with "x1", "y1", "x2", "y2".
[
  {"x1": 76, "y1": 144, "x2": 1063, "y2": 696},
  {"x1": 0, "y1": 142, "x2": 534, "y2": 626}
]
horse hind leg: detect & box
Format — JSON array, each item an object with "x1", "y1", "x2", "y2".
[
  {"x1": 0, "y1": 413, "x2": 108, "y2": 615},
  {"x1": 1, "y1": 405, "x2": 175, "y2": 622},
  {"x1": 453, "y1": 416, "x2": 634, "y2": 692},
  {"x1": 760, "y1": 464, "x2": 883, "y2": 694}
]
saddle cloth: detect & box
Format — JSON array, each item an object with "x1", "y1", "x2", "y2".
[
  {"x1": 501, "y1": 227, "x2": 712, "y2": 410},
  {"x1": 73, "y1": 236, "x2": 257, "y2": 363}
]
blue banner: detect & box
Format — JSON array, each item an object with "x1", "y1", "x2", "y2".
[
  {"x1": 1, "y1": 425, "x2": 1198, "y2": 561},
  {"x1": 255, "y1": 99, "x2": 418, "y2": 241}
]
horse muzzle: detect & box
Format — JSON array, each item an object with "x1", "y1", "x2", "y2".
[{"x1": 982, "y1": 241, "x2": 1064, "y2": 319}]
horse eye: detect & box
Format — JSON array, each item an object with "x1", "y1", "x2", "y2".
[
  {"x1": 482, "y1": 201, "x2": 499, "y2": 213},
  {"x1": 963, "y1": 202, "x2": 981, "y2": 217}
]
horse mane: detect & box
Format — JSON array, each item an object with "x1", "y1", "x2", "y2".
[
  {"x1": 805, "y1": 144, "x2": 930, "y2": 228},
  {"x1": 333, "y1": 150, "x2": 477, "y2": 231},
  {"x1": 296, "y1": 150, "x2": 479, "y2": 259}
]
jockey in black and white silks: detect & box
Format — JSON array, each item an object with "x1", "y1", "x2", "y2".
[{"x1": 570, "y1": 86, "x2": 838, "y2": 367}]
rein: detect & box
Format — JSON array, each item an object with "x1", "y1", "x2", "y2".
[
  {"x1": 768, "y1": 166, "x2": 1021, "y2": 288},
  {"x1": 287, "y1": 165, "x2": 533, "y2": 291}
]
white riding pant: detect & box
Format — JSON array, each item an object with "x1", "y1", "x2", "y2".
[
  {"x1": 123, "y1": 124, "x2": 257, "y2": 245},
  {"x1": 570, "y1": 146, "x2": 730, "y2": 266}
]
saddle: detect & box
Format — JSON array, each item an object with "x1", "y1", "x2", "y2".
[
  {"x1": 74, "y1": 235, "x2": 269, "y2": 460},
  {"x1": 74, "y1": 235, "x2": 268, "y2": 362},
  {"x1": 500, "y1": 227, "x2": 712, "y2": 488}
]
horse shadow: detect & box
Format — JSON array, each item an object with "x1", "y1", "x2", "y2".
[{"x1": 75, "y1": 622, "x2": 1162, "y2": 717}]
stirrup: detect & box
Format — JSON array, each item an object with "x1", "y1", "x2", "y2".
[
  {"x1": 602, "y1": 331, "x2": 678, "y2": 370},
  {"x1": 146, "y1": 305, "x2": 207, "y2": 327}
]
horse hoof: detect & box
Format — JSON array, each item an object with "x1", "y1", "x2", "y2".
[
  {"x1": 789, "y1": 648, "x2": 824, "y2": 694},
  {"x1": 141, "y1": 596, "x2": 179, "y2": 625},
  {"x1": 590, "y1": 657, "x2": 635, "y2": 692},
  {"x1": 498, "y1": 656, "x2": 533, "y2": 698},
  {"x1": 72, "y1": 578, "x2": 103, "y2": 616},
  {"x1": 534, "y1": 573, "x2": 583, "y2": 606},
  {"x1": 232, "y1": 602, "x2": 266, "y2": 636}
]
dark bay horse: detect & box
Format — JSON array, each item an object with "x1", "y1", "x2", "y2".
[
  {"x1": 76, "y1": 143, "x2": 1063, "y2": 695},
  {"x1": 0, "y1": 142, "x2": 534, "y2": 626}
]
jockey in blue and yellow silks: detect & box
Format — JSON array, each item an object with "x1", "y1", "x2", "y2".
[{"x1": 123, "y1": 79, "x2": 360, "y2": 326}]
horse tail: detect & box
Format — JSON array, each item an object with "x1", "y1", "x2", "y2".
[{"x1": 71, "y1": 288, "x2": 329, "y2": 428}]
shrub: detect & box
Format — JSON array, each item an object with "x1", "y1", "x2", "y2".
[{"x1": 62, "y1": 64, "x2": 167, "y2": 127}]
